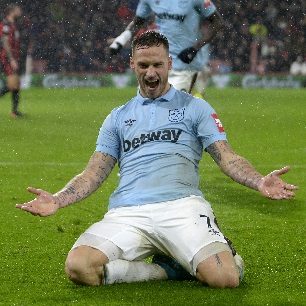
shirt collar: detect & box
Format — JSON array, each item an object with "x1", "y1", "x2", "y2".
[{"x1": 137, "y1": 85, "x2": 176, "y2": 105}]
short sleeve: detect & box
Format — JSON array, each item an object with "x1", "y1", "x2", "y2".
[
  {"x1": 194, "y1": 98, "x2": 227, "y2": 150},
  {"x1": 96, "y1": 111, "x2": 120, "y2": 160}
]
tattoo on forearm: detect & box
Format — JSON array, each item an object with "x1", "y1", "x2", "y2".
[
  {"x1": 207, "y1": 141, "x2": 263, "y2": 190},
  {"x1": 55, "y1": 152, "x2": 116, "y2": 207},
  {"x1": 226, "y1": 158, "x2": 263, "y2": 190}
]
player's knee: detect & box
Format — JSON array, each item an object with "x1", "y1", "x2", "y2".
[
  {"x1": 197, "y1": 265, "x2": 240, "y2": 288},
  {"x1": 65, "y1": 250, "x2": 86, "y2": 285},
  {"x1": 7, "y1": 75, "x2": 20, "y2": 91},
  {"x1": 204, "y1": 271, "x2": 240, "y2": 288},
  {"x1": 196, "y1": 256, "x2": 240, "y2": 288},
  {"x1": 222, "y1": 272, "x2": 240, "y2": 288},
  {"x1": 65, "y1": 247, "x2": 105, "y2": 286}
]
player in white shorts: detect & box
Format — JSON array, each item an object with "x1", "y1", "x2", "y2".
[
  {"x1": 16, "y1": 32, "x2": 299, "y2": 288},
  {"x1": 109, "y1": 0, "x2": 224, "y2": 93},
  {"x1": 72, "y1": 196, "x2": 234, "y2": 279}
]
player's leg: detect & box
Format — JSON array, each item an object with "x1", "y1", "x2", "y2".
[
  {"x1": 168, "y1": 69, "x2": 197, "y2": 93},
  {"x1": 65, "y1": 207, "x2": 169, "y2": 286},
  {"x1": 65, "y1": 244, "x2": 168, "y2": 286},
  {"x1": 197, "y1": 252, "x2": 240, "y2": 288},
  {"x1": 194, "y1": 67, "x2": 211, "y2": 98},
  {"x1": 194, "y1": 44, "x2": 211, "y2": 98},
  {"x1": 65, "y1": 245, "x2": 108, "y2": 286},
  {"x1": 157, "y1": 245, "x2": 243, "y2": 288},
  {"x1": 7, "y1": 74, "x2": 22, "y2": 117},
  {"x1": 153, "y1": 196, "x2": 244, "y2": 288},
  {"x1": 193, "y1": 243, "x2": 243, "y2": 288},
  {"x1": 104, "y1": 258, "x2": 167, "y2": 285},
  {"x1": 0, "y1": 86, "x2": 9, "y2": 98},
  {"x1": 0, "y1": 61, "x2": 11, "y2": 99}
]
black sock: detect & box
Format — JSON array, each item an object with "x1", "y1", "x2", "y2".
[
  {"x1": 12, "y1": 90, "x2": 19, "y2": 113},
  {"x1": 0, "y1": 86, "x2": 9, "y2": 98}
]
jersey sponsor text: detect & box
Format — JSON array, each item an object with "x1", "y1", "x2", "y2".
[
  {"x1": 155, "y1": 12, "x2": 186, "y2": 22},
  {"x1": 124, "y1": 129, "x2": 182, "y2": 152}
]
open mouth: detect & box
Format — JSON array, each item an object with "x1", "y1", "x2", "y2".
[{"x1": 145, "y1": 79, "x2": 159, "y2": 90}]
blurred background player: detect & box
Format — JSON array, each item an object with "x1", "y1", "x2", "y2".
[
  {"x1": 289, "y1": 55, "x2": 306, "y2": 76},
  {"x1": 109, "y1": 0, "x2": 224, "y2": 94},
  {"x1": 194, "y1": 44, "x2": 212, "y2": 98},
  {"x1": 0, "y1": 4, "x2": 23, "y2": 118}
]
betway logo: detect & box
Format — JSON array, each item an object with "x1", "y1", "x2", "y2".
[
  {"x1": 123, "y1": 129, "x2": 182, "y2": 152},
  {"x1": 156, "y1": 12, "x2": 186, "y2": 22}
]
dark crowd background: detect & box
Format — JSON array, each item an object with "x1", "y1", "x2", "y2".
[{"x1": 1, "y1": 0, "x2": 305, "y2": 75}]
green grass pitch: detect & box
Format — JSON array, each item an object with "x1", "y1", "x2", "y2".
[{"x1": 0, "y1": 87, "x2": 304, "y2": 305}]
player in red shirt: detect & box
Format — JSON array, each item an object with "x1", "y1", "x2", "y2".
[{"x1": 0, "y1": 4, "x2": 23, "y2": 118}]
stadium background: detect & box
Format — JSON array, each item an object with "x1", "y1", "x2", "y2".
[{"x1": 1, "y1": 0, "x2": 306, "y2": 89}]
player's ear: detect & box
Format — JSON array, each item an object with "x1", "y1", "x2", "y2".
[
  {"x1": 130, "y1": 57, "x2": 135, "y2": 70},
  {"x1": 168, "y1": 56, "x2": 172, "y2": 70}
]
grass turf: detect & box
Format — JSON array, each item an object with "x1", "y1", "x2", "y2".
[{"x1": 0, "y1": 87, "x2": 304, "y2": 306}]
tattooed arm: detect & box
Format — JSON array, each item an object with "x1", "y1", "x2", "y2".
[
  {"x1": 206, "y1": 140, "x2": 299, "y2": 200},
  {"x1": 206, "y1": 140, "x2": 263, "y2": 190},
  {"x1": 15, "y1": 152, "x2": 117, "y2": 216},
  {"x1": 54, "y1": 152, "x2": 116, "y2": 207}
]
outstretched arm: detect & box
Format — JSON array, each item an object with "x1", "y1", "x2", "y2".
[
  {"x1": 15, "y1": 152, "x2": 117, "y2": 216},
  {"x1": 206, "y1": 141, "x2": 299, "y2": 200},
  {"x1": 109, "y1": 16, "x2": 147, "y2": 55}
]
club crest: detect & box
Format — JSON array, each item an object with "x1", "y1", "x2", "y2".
[
  {"x1": 178, "y1": 0, "x2": 188, "y2": 8},
  {"x1": 168, "y1": 108, "x2": 185, "y2": 122}
]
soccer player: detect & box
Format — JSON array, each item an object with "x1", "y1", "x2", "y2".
[
  {"x1": 0, "y1": 4, "x2": 23, "y2": 118},
  {"x1": 109, "y1": 0, "x2": 224, "y2": 94},
  {"x1": 16, "y1": 32, "x2": 299, "y2": 288}
]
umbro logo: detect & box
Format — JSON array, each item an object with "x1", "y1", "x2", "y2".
[{"x1": 125, "y1": 119, "x2": 136, "y2": 126}]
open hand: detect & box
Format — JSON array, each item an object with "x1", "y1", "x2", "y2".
[
  {"x1": 15, "y1": 187, "x2": 60, "y2": 217},
  {"x1": 258, "y1": 166, "x2": 299, "y2": 200}
]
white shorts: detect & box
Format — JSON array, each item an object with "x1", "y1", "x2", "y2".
[
  {"x1": 168, "y1": 69, "x2": 198, "y2": 93},
  {"x1": 71, "y1": 196, "x2": 233, "y2": 274}
]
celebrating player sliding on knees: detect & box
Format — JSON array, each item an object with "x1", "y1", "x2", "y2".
[{"x1": 16, "y1": 32, "x2": 299, "y2": 289}]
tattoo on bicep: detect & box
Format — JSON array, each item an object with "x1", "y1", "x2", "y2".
[{"x1": 207, "y1": 142, "x2": 222, "y2": 164}]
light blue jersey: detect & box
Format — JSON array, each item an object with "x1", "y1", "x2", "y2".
[
  {"x1": 96, "y1": 86, "x2": 226, "y2": 209},
  {"x1": 136, "y1": 0, "x2": 216, "y2": 71}
]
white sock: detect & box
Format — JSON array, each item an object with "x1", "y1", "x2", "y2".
[{"x1": 104, "y1": 259, "x2": 167, "y2": 284}]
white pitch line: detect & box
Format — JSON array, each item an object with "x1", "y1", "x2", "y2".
[
  {"x1": 0, "y1": 162, "x2": 305, "y2": 168},
  {"x1": 0, "y1": 162, "x2": 86, "y2": 166}
]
